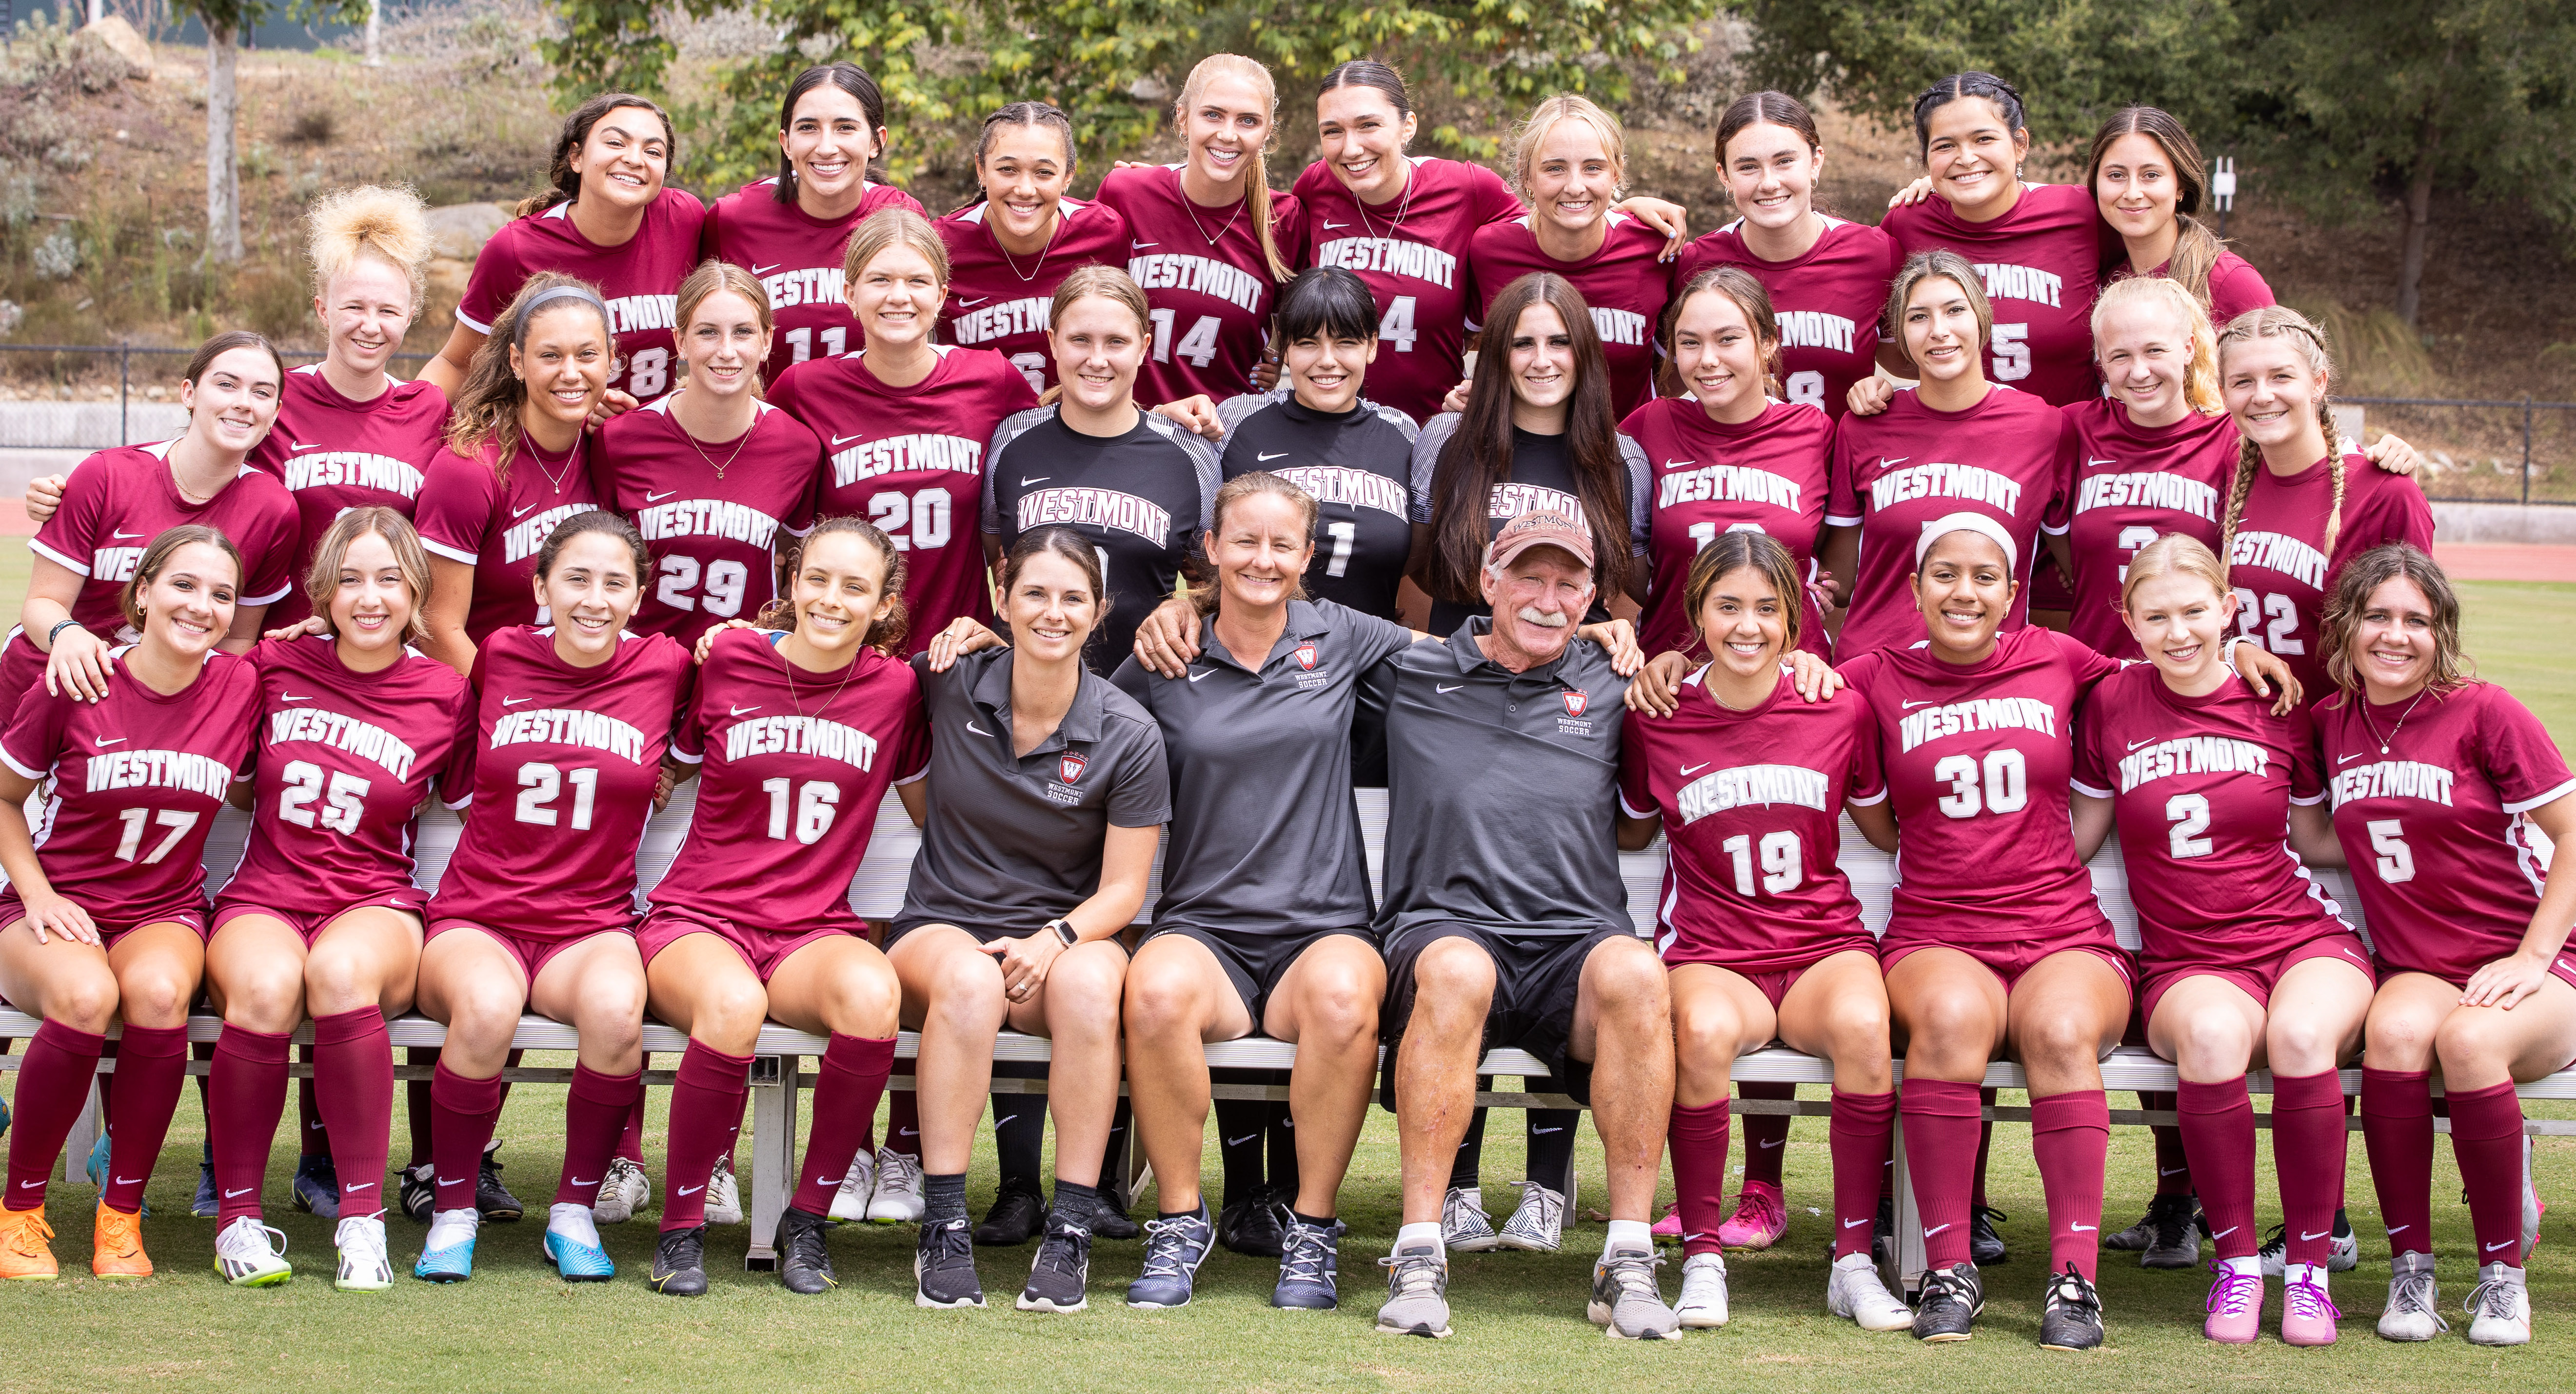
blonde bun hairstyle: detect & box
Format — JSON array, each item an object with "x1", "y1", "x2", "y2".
[{"x1": 307, "y1": 184, "x2": 435, "y2": 317}]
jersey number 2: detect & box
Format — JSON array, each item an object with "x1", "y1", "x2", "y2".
[
  {"x1": 515, "y1": 763, "x2": 598, "y2": 830},
  {"x1": 658, "y1": 557, "x2": 750, "y2": 617}
]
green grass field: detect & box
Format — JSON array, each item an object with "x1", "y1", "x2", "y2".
[{"x1": 0, "y1": 551, "x2": 2570, "y2": 1393}]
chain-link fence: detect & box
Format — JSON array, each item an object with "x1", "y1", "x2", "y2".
[
  {"x1": 2345, "y1": 397, "x2": 2576, "y2": 506},
  {"x1": 0, "y1": 344, "x2": 436, "y2": 452}
]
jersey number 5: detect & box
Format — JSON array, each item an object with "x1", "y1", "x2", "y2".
[
  {"x1": 278, "y1": 759, "x2": 369, "y2": 836},
  {"x1": 2366, "y1": 817, "x2": 2414, "y2": 883}
]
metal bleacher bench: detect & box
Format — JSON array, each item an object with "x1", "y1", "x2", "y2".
[{"x1": 3, "y1": 785, "x2": 2569, "y2": 1290}]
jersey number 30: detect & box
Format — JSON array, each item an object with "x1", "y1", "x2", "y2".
[{"x1": 1933, "y1": 749, "x2": 2028, "y2": 819}]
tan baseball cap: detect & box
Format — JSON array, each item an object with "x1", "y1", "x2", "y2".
[{"x1": 1484, "y1": 509, "x2": 1595, "y2": 572}]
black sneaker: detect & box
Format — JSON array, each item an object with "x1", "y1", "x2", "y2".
[
  {"x1": 192, "y1": 1144, "x2": 219, "y2": 1218},
  {"x1": 2138, "y1": 1193, "x2": 2200, "y2": 1270},
  {"x1": 1017, "y1": 1210, "x2": 1093, "y2": 1313},
  {"x1": 291, "y1": 1154, "x2": 342, "y2": 1219},
  {"x1": 399, "y1": 1162, "x2": 435, "y2": 1223},
  {"x1": 1912, "y1": 1261, "x2": 1984, "y2": 1341},
  {"x1": 1969, "y1": 1205, "x2": 2008, "y2": 1266},
  {"x1": 1219, "y1": 1186, "x2": 1289, "y2": 1258},
  {"x1": 1273, "y1": 1215, "x2": 1343, "y2": 1310},
  {"x1": 777, "y1": 1206, "x2": 837, "y2": 1294},
  {"x1": 915, "y1": 1217, "x2": 985, "y2": 1308},
  {"x1": 650, "y1": 1225, "x2": 708, "y2": 1296},
  {"x1": 1090, "y1": 1188, "x2": 1141, "y2": 1242},
  {"x1": 974, "y1": 1180, "x2": 1046, "y2": 1247},
  {"x1": 2038, "y1": 1262, "x2": 2105, "y2": 1350},
  {"x1": 477, "y1": 1140, "x2": 525, "y2": 1222},
  {"x1": 1870, "y1": 1195, "x2": 1896, "y2": 1267}
]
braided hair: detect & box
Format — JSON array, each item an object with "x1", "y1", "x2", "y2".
[{"x1": 2215, "y1": 305, "x2": 2343, "y2": 579}]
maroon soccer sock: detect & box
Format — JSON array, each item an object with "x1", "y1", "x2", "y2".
[
  {"x1": 4, "y1": 1020, "x2": 104, "y2": 1209},
  {"x1": 793, "y1": 1034, "x2": 897, "y2": 1217},
  {"x1": 100, "y1": 1025, "x2": 188, "y2": 1215},
  {"x1": 1900, "y1": 1077, "x2": 1982, "y2": 1270},
  {"x1": 661, "y1": 1043, "x2": 750, "y2": 1233},
  {"x1": 429, "y1": 1061, "x2": 505, "y2": 1214},
  {"x1": 2272, "y1": 1068, "x2": 2347, "y2": 1268},
  {"x1": 2176, "y1": 1078, "x2": 2256, "y2": 1260},
  {"x1": 1737, "y1": 1081, "x2": 1793, "y2": 1188},
  {"x1": 1666, "y1": 1099, "x2": 1730, "y2": 1258},
  {"x1": 885, "y1": 1086, "x2": 921, "y2": 1158},
  {"x1": 2031, "y1": 1089, "x2": 2109, "y2": 1281},
  {"x1": 2361, "y1": 1067, "x2": 2435, "y2": 1258},
  {"x1": 2144, "y1": 1092, "x2": 2190, "y2": 1193},
  {"x1": 1829, "y1": 1089, "x2": 1896, "y2": 1260},
  {"x1": 312, "y1": 1008, "x2": 394, "y2": 1218},
  {"x1": 2447, "y1": 1080, "x2": 2528, "y2": 1268},
  {"x1": 615, "y1": 1072, "x2": 649, "y2": 1166},
  {"x1": 210, "y1": 1026, "x2": 292, "y2": 1223},
  {"x1": 556, "y1": 1064, "x2": 643, "y2": 1208}
]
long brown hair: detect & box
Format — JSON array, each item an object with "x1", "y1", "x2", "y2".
[
  {"x1": 758, "y1": 515, "x2": 911, "y2": 657},
  {"x1": 1421, "y1": 272, "x2": 1633, "y2": 604},
  {"x1": 443, "y1": 273, "x2": 614, "y2": 466},
  {"x1": 518, "y1": 93, "x2": 675, "y2": 219},
  {"x1": 1176, "y1": 55, "x2": 1291, "y2": 282},
  {"x1": 1658, "y1": 264, "x2": 1782, "y2": 399},
  {"x1": 2318, "y1": 543, "x2": 2472, "y2": 700},
  {"x1": 2086, "y1": 106, "x2": 2222, "y2": 305},
  {"x1": 2215, "y1": 305, "x2": 2344, "y2": 575}
]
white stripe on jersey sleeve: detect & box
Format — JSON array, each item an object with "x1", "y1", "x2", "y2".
[{"x1": 27, "y1": 537, "x2": 89, "y2": 577}]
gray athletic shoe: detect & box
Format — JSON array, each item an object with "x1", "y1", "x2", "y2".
[
  {"x1": 2377, "y1": 1250, "x2": 2446, "y2": 1342},
  {"x1": 1016, "y1": 1210, "x2": 1092, "y2": 1313},
  {"x1": 1375, "y1": 1245, "x2": 1452, "y2": 1337},
  {"x1": 1496, "y1": 1178, "x2": 1567, "y2": 1253},
  {"x1": 1587, "y1": 1244, "x2": 1680, "y2": 1340},
  {"x1": 1441, "y1": 1186, "x2": 1498, "y2": 1254},
  {"x1": 2464, "y1": 1262, "x2": 2531, "y2": 1347},
  {"x1": 1126, "y1": 1204, "x2": 1213, "y2": 1309},
  {"x1": 1273, "y1": 1215, "x2": 1343, "y2": 1310}
]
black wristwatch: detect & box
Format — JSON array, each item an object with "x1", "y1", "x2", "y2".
[{"x1": 1043, "y1": 917, "x2": 1078, "y2": 948}]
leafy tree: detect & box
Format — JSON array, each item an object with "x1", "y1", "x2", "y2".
[{"x1": 173, "y1": 0, "x2": 370, "y2": 262}]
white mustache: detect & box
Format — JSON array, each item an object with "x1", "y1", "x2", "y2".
[{"x1": 1515, "y1": 605, "x2": 1570, "y2": 629}]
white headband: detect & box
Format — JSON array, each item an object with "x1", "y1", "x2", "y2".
[{"x1": 1915, "y1": 512, "x2": 2019, "y2": 571}]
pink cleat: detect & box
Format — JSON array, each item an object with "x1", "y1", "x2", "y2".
[
  {"x1": 2281, "y1": 1272, "x2": 2340, "y2": 1346},
  {"x1": 1714, "y1": 1180, "x2": 1786, "y2": 1251},
  {"x1": 2202, "y1": 1266, "x2": 2260, "y2": 1343},
  {"x1": 1650, "y1": 1200, "x2": 1682, "y2": 1240}
]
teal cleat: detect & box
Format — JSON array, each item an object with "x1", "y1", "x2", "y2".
[
  {"x1": 544, "y1": 1229, "x2": 615, "y2": 1282},
  {"x1": 413, "y1": 1235, "x2": 477, "y2": 1283}
]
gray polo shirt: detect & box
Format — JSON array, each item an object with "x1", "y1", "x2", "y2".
[
  {"x1": 1111, "y1": 598, "x2": 1416, "y2": 939},
  {"x1": 1373, "y1": 617, "x2": 1632, "y2": 940},
  {"x1": 895, "y1": 646, "x2": 1171, "y2": 935}
]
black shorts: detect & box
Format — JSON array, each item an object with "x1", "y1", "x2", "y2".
[
  {"x1": 1141, "y1": 924, "x2": 1379, "y2": 1022},
  {"x1": 1378, "y1": 922, "x2": 1637, "y2": 1110}
]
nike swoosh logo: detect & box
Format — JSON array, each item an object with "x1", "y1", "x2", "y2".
[
  {"x1": 1436, "y1": 684, "x2": 1465, "y2": 694},
  {"x1": 645, "y1": 489, "x2": 677, "y2": 503},
  {"x1": 1901, "y1": 700, "x2": 1937, "y2": 710},
  {"x1": 1681, "y1": 762, "x2": 1709, "y2": 776},
  {"x1": 2129, "y1": 738, "x2": 2161, "y2": 751},
  {"x1": 292, "y1": 441, "x2": 323, "y2": 451},
  {"x1": 283, "y1": 694, "x2": 314, "y2": 702},
  {"x1": 1187, "y1": 669, "x2": 1214, "y2": 682},
  {"x1": 956, "y1": 297, "x2": 989, "y2": 307},
  {"x1": 1323, "y1": 220, "x2": 1349, "y2": 230},
  {"x1": 1843, "y1": 1218, "x2": 1869, "y2": 1228},
  {"x1": 730, "y1": 704, "x2": 762, "y2": 716},
  {"x1": 1131, "y1": 240, "x2": 1157, "y2": 249},
  {"x1": 224, "y1": 1187, "x2": 255, "y2": 1198},
  {"x1": 994, "y1": 1115, "x2": 1019, "y2": 1128},
  {"x1": 2338, "y1": 753, "x2": 2363, "y2": 763},
  {"x1": 818, "y1": 1176, "x2": 844, "y2": 1187},
  {"x1": 1225, "y1": 1135, "x2": 1259, "y2": 1147},
  {"x1": 897, "y1": 1128, "x2": 919, "y2": 1137},
  {"x1": 502, "y1": 697, "x2": 533, "y2": 707},
  {"x1": 347, "y1": 1182, "x2": 375, "y2": 1191},
  {"x1": 967, "y1": 720, "x2": 994, "y2": 736},
  {"x1": 2343, "y1": 948, "x2": 2369, "y2": 963},
  {"x1": 1879, "y1": 457, "x2": 1909, "y2": 468},
  {"x1": 1257, "y1": 451, "x2": 1290, "y2": 461},
  {"x1": 1682, "y1": 1232, "x2": 1712, "y2": 1242},
  {"x1": 1663, "y1": 459, "x2": 1693, "y2": 470},
  {"x1": 678, "y1": 1185, "x2": 704, "y2": 1196},
  {"x1": 437, "y1": 1176, "x2": 465, "y2": 1186},
  {"x1": 1924, "y1": 1223, "x2": 1952, "y2": 1236},
  {"x1": 570, "y1": 1177, "x2": 597, "y2": 1187},
  {"x1": 1758, "y1": 1138, "x2": 1782, "y2": 1149},
  {"x1": 16, "y1": 1180, "x2": 40, "y2": 1188},
  {"x1": 2486, "y1": 1239, "x2": 2516, "y2": 1252},
  {"x1": 2209, "y1": 1225, "x2": 2238, "y2": 1240},
  {"x1": 2069, "y1": 1223, "x2": 2096, "y2": 1232},
  {"x1": 1533, "y1": 1127, "x2": 1564, "y2": 1135},
  {"x1": 2086, "y1": 458, "x2": 2118, "y2": 469},
  {"x1": 2159, "y1": 1166, "x2": 2188, "y2": 1176},
  {"x1": 2302, "y1": 1230, "x2": 2333, "y2": 1240},
  {"x1": 116, "y1": 1176, "x2": 144, "y2": 1185},
  {"x1": 832, "y1": 433, "x2": 868, "y2": 447},
  {"x1": 112, "y1": 529, "x2": 143, "y2": 540},
  {"x1": 752, "y1": 263, "x2": 781, "y2": 276},
  {"x1": 94, "y1": 737, "x2": 126, "y2": 746},
  {"x1": 2386, "y1": 1224, "x2": 2410, "y2": 1235},
  {"x1": 1020, "y1": 477, "x2": 1049, "y2": 487},
  {"x1": 512, "y1": 504, "x2": 537, "y2": 518}
]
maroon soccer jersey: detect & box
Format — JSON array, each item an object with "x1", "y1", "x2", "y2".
[
  {"x1": 454, "y1": 188, "x2": 707, "y2": 406},
  {"x1": 1825, "y1": 385, "x2": 2068, "y2": 657},
  {"x1": 652, "y1": 628, "x2": 931, "y2": 933},
  {"x1": 2071, "y1": 663, "x2": 2347, "y2": 977},
  {"x1": 0, "y1": 649, "x2": 260, "y2": 927},
  {"x1": 933, "y1": 196, "x2": 1129, "y2": 394},
  {"x1": 248, "y1": 367, "x2": 449, "y2": 628},
  {"x1": 1621, "y1": 396, "x2": 1834, "y2": 660},
  {"x1": 595, "y1": 396, "x2": 820, "y2": 648},
  {"x1": 426, "y1": 626, "x2": 694, "y2": 943},
  {"x1": 1839, "y1": 625, "x2": 2121, "y2": 945},
  {"x1": 1618, "y1": 668, "x2": 1885, "y2": 970},
  {"x1": 1675, "y1": 217, "x2": 1903, "y2": 418},
  {"x1": 769, "y1": 345, "x2": 1036, "y2": 648},
  {"x1": 217, "y1": 635, "x2": 476, "y2": 918},
  {"x1": 2317, "y1": 683, "x2": 2575, "y2": 983},
  {"x1": 2056, "y1": 400, "x2": 2238, "y2": 657},
  {"x1": 2224, "y1": 453, "x2": 2434, "y2": 703},
  {"x1": 1881, "y1": 183, "x2": 2103, "y2": 406},
  {"x1": 699, "y1": 178, "x2": 928, "y2": 385},
  {"x1": 413, "y1": 437, "x2": 605, "y2": 647},
  {"x1": 2106, "y1": 248, "x2": 2276, "y2": 329},
  {"x1": 1468, "y1": 212, "x2": 1674, "y2": 417},
  {"x1": 1096, "y1": 164, "x2": 1304, "y2": 406},
  {"x1": 1293, "y1": 157, "x2": 1526, "y2": 422}
]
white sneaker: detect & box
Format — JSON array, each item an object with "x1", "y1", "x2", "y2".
[
  {"x1": 1495, "y1": 1179, "x2": 1566, "y2": 1253},
  {"x1": 594, "y1": 1155, "x2": 650, "y2": 1224},
  {"x1": 867, "y1": 1147, "x2": 926, "y2": 1224},
  {"x1": 1442, "y1": 1186, "x2": 1499, "y2": 1254},
  {"x1": 705, "y1": 1156, "x2": 744, "y2": 1226},
  {"x1": 333, "y1": 1215, "x2": 393, "y2": 1293},
  {"x1": 2464, "y1": 1262, "x2": 2531, "y2": 1347},
  {"x1": 2259, "y1": 1221, "x2": 2359, "y2": 1276},
  {"x1": 1674, "y1": 1251, "x2": 1729, "y2": 1328},
  {"x1": 1827, "y1": 1250, "x2": 1914, "y2": 1331},
  {"x1": 2378, "y1": 1252, "x2": 2447, "y2": 1341},
  {"x1": 830, "y1": 1149, "x2": 879, "y2": 1222},
  {"x1": 213, "y1": 1215, "x2": 293, "y2": 1287},
  {"x1": 2523, "y1": 1134, "x2": 2545, "y2": 1256}
]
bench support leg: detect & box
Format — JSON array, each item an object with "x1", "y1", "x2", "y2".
[
  {"x1": 744, "y1": 1055, "x2": 794, "y2": 1271},
  {"x1": 1894, "y1": 1113, "x2": 1926, "y2": 1302}
]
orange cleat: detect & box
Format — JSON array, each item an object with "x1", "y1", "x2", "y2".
[
  {"x1": 92, "y1": 1201, "x2": 152, "y2": 1279},
  {"x1": 0, "y1": 1206, "x2": 59, "y2": 1280}
]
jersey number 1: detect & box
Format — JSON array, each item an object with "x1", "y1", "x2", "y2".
[
  {"x1": 762, "y1": 777, "x2": 840, "y2": 844},
  {"x1": 515, "y1": 763, "x2": 598, "y2": 830},
  {"x1": 1148, "y1": 310, "x2": 1221, "y2": 368}
]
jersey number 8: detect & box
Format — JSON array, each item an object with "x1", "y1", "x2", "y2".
[{"x1": 1933, "y1": 749, "x2": 2028, "y2": 819}]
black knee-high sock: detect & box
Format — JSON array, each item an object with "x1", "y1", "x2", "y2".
[
  {"x1": 992, "y1": 1059, "x2": 1047, "y2": 1191},
  {"x1": 1448, "y1": 1085, "x2": 1492, "y2": 1191},
  {"x1": 1527, "y1": 1102, "x2": 1580, "y2": 1197},
  {"x1": 1972, "y1": 1087, "x2": 1998, "y2": 1210},
  {"x1": 1100, "y1": 1099, "x2": 1134, "y2": 1209},
  {"x1": 1266, "y1": 1094, "x2": 1300, "y2": 1200},
  {"x1": 1212, "y1": 1089, "x2": 1269, "y2": 1209}
]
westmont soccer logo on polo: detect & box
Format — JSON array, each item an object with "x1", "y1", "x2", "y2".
[
  {"x1": 1058, "y1": 751, "x2": 1088, "y2": 784},
  {"x1": 1295, "y1": 642, "x2": 1318, "y2": 670},
  {"x1": 1562, "y1": 690, "x2": 1588, "y2": 717}
]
